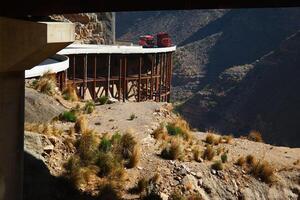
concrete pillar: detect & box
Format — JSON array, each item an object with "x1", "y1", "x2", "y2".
[
  {"x1": 0, "y1": 71, "x2": 24, "y2": 200},
  {"x1": 111, "y1": 12, "x2": 116, "y2": 44}
]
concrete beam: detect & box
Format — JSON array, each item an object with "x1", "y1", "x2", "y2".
[{"x1": 0, "y1": 17, "x2": 74, "y2": 72}]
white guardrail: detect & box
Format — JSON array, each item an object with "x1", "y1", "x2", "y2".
[{"x1": 25, "y1": 54, "x2": 69, "y2": 78}]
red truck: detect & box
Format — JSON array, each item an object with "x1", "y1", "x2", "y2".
[
  {"x1": 138, "y1": 32, "x2": 172, "y2": 48},
  {"x1": 138, "y1": 35, "x2": 155, "y2": 48},
  {"x1": 156, "y1": 32, "x2": 172, "y2": 47}
]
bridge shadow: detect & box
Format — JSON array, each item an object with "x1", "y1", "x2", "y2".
[{"x1": 24, "y1": 151, "x2": 97, "y2": 200}]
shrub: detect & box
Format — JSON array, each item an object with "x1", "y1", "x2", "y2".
[
  {"x1": 119, "y1": 132, "x2": 137, "y2": 160},
  {"x1": 127, "y1": 145, "x2": 140, "y2": 168},
  {"x1": 33, "y1": 72, "x2": 57, "y2": 95},
  {"x1": 78, "y1": 130, "x2": 99, "y2": 165},
  {"x1": 251, "y1": 161, "x2": 274, "y2": 183},
  {"x1": 97, "y1": 182, "x2": 122, "y2": 200},
  {"x1": 221, "y1": 153, "x2": 228, "y2": 163},
  {"x1": 136, "y1": 178, "x2": 148, "y2": 193},
  {"x1": 84, "y1": 101, "x2": 95, "y2": 114},
  {"x1": 221, "y1": 135, "x2": 233, "y2": 144},
  {"x1": 96, "y1": 152, "x2": 123, "y2": 177},
  {"x1": 169, "y1": 191, "x2": 185, "y2": 200},
  {"x1": 62, "y1": 85, "x2": 78, "y2": 101},
  {"x1": 192, "y1": 147, "x2": 202, "y2": 162},
  {"x1": 166, "y1": 123, "x2": 191, "y2": 141},
  {"x1": 205, "y1": 133, "x2": 220, "y2": 145},
  {"x1": 166, "y1": 123, "x2": 183, "y2": 136},
  {"x1": 65, "y1": 156, "x2": 99, "y2": 189},
  {"x1": 142, "y1": 192, "x2": 163, "y2": 200},
  {"x1": 111, "y1": 131, "x2": 122, "y2": 145},
  {"x1": 99, "y1": 137, "x2": 112, "y2": 153},
  {"x1": 152, "y1": 124, "x2": 168, "y2": 140},
  {"x1": 98, "y1": 96, "x2": 109, "y2": 105},
  {"x1": 74, "y1": 116, "x2": 87, "y2": 133},
  {"x1": 235, "y1": 157, "x2": 246, "y2": 166},
  {"x1": 248, "y1": 130, "x2": 263, "y2": 142},
  {"x1": 246, "y1": 154, "x2": 256, "y2": 166},
  {"x1": 59, "y1": 111, "x2": 77, "y2": 122},
  {"x1": 202, "y1": 145, "x2": 215, "y2": 161},
  {"x1": 187, "y1": 194, "x2": 203, "y2": 200},
  {"x1": 129, "y1": 113, "x2": 137, "y2": 120},
  {"x1": 161, "y1": 138, "x2": 183, "y2": 160},
  {"x1": 211, "y1": 160, "x2": 223, "y2": 171}
]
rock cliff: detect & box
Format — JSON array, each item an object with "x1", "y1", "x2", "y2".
[{"x1": 51, "y1": 13, "x2": 114, "y2": 44}]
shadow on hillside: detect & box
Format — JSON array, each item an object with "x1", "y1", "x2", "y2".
[
  {"x1": 24, "y1": 151, "x2": 97, "y2": 200},
  {"x1": 180, "y1": 8, "x2": 300, "y2": 89}
]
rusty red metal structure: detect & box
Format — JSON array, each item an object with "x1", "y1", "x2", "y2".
[{"x1": 61, "y1": 51, "x2": 174, "y2": 102}]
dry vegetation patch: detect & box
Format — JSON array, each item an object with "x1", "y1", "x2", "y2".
[
  {"x1": 64, "y1": 128, "x2": 141, "y2": 195},
  {"x1": 32, "y1": 72, "x2": 57, "y2": 96},
  {"x1": 62, "y1": 85, "x2": 79, "y2": 101},
  {"x1": 25, "y1": 122, "x2": 63, "y2": 136},
  {"x1": 247, "y1": 130, "x2": 264, "y2": 143}
]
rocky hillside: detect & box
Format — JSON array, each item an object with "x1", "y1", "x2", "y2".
[
  {"x1": 51, "y1": 13, "x2": 114, "y2": 44},
  {"x1": 181, "y1": 31, "x2": 300, "y2": 147},
  {"x1": 23, "y1": 91, "x2": 300, "y2": 199}
]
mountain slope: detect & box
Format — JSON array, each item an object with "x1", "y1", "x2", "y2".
[
  {"x1": 181, "y1": 31, "x2": 300, "y2": 147},
  {"x1": 173, "y1": 8, "x2": 300, "y2": 101},
  {"x1": 117, "y1": 10, "x2": 227, "y2": 44}
]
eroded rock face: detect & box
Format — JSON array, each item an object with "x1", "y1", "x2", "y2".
[
  {"x1": 25, "y1": 87, "x2": 66, "y2": 123},
  {"x1": 50, "y1": 13, "x2": 114, "y2": 44}
]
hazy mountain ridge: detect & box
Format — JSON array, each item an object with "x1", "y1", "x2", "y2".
[{"x1": 181, "y1": 30, "x2": 300, "y2": 147}]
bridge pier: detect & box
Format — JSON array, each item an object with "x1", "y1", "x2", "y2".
[{"x1": 0, "y1": 71, "x2": 24, "y2": 200}]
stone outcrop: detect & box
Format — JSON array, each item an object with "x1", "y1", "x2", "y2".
[
  {"x1": 50, "y1": 13, "x2": 114, "y2": 44},
  {"x1": 25, "y1": 87, "x2": 65, "y2": 123}
]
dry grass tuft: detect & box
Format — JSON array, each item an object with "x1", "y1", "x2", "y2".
[
  {"x1": 74, "y1": 115, "x2": 88, "y2": 133},
  {"x1": 97, "y1": 181, "x2": 122, "y2": 200},
  {"x1": 83, "y1": 101, "x2": 95, "y2": 114},
  {"x1": 221, "y1": 153, "x2": 228, "y2": 163},
  {"x1": 62, "y1": 85, "x2": 78, "y2": 101},
  {"x1": 166, "y1": 117, "x2": 192, "y2": 141},
  {"x1": 246, "y1": 154, "x2": 257, "y2": 166},
  {"x1": 96, "y1": 151, "x2": 124, "y2": 178},
  {"x1": 251, "y1": 161, "x2": 275, "y2": 183},
  {"x1": 192, "y1": 146, "x2": 202, "y2": 162},
  {"x1": 169, "y1": 191, "x2": 185, "y2": 200},
  {"x1": 205, "y1": 133, "x2": 220, "y2": 145},
  {"x1": 78, "y1": 130, "x2": 99, "y2": 164},
  {"x1": 202, "y1": 145, "x2": 215, "y2": 161},
  {"x1": 248, "y1": 130, "x2": 264, "y2": 143},
  {"x1": 127, "y1": 145, "x2": 141, "y2": 168},
  {"x1": 221, "y1": 135, "x2": 233, "y2": 144},
  {"x1": 211, "y1": 160, "x2": 223, "y2": 170},
  {"x1": 235, "y1": 156, "x2": 246, "y2": 166},
  {"x1": 161, "y1": 137, "x2": 184, "y2": 160},
  {"x1": 187, "y1": 194, "x2": 203, "y2": 200},
  {"x1": 136, "y1": 177, "x2": 148, "y2": 193},
  {"x1": 152, "y1": 124, "x2": 169, "y2": 141},
  {"x1": 33, "y1": 72, "x2": 57, "y2": 95}
]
